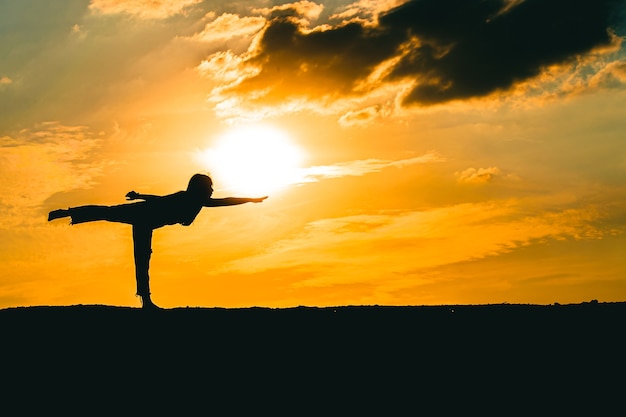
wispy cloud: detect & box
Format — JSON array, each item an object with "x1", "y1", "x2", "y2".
[
  {"x1": 189, "y1": 13, "x2": 266, "y2": 43},
  {"x1": 254, "y1": 0, "x2": 325, "y2": 22},
  {"x1": 338, "y1": 103, "x2": 393, "y2": 126},
  {"x1": 589, "y1": 60, "x2": 626, "y2": 89},
  {"x1": 330, "y1": 0, "x2": 407, "y2": 23},
  {"x1": 0, "y1": 122, "x2": 104, "y2": 226},
  {"x1": 454, "y1": 166, "x2": 520, "y2": 184},
  {"x1": 223, "y1": 199, "x2": 622, "y2": 289},
  {"x1": 198, "y1": 50, "x2": 259, "y2": 88},
  {"x1": 298, "y1": 152, "x2": 443, "y2": 183},
  {"x1": 88, "y1": 0, "x2": 201, "y2": 19}
]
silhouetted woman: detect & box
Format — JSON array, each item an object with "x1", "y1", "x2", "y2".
[{"x1": 48, "y1": 173, "x2": 267, "y2": 310}]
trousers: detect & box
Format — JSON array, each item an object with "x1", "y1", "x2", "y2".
[
  {"x1": 67, "y1": 205, "x2": 155, "y2": 297},
  {"x1": 133, "y1": 225, "x2": 153, "y2": 297}
]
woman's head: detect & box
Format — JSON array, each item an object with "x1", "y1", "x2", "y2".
[{"x1": 187, "y1": 173, "x2": 213, "y2": 200}]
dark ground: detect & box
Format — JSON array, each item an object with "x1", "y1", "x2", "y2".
[{"x1": 2, "y1": 302, "x2": 624, "y2": 414}]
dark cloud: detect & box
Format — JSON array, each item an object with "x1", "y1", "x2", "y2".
[
  {"x1": 240, "y1": 18, "x2": 396, "y2": 100},
  {"x1": 234, "y1": 0, "x2": 623, "y2": 105},
  {"x1": 384, "y1": 0, "x2": 622, "y2": 104}
]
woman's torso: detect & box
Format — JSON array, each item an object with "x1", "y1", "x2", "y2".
[{"x1": 140, "y1": 191, "x2": 203, "y2": 229}]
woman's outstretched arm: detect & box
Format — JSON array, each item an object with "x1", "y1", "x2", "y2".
[
  {"x1": 204, "y1": 196, "x2": 268, "y2": 207},
  {"x1": 126, "y1": 191, "x2": 161, "y2": 201}
]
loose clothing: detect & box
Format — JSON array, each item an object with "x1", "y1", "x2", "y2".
[
  {"x1": 68, "y1": 191, "x2": 203, "y2": 229},
  {"x1": 66, "y1": 191, "x2": 204, "y2": 297}
]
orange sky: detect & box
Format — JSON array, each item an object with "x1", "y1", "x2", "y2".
[{"x1": 1, "y1": 0, "x2": 625, "y2": 309}]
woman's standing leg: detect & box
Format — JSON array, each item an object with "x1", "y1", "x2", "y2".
[{"x1": 132, "y1": 225, "x2": 159, "y2": 310}]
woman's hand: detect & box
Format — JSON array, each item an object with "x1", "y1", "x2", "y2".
[
  {"x1": 251, "y1": 196, "x2": 268, "y2": 203},
  {"x1": 126, "y1": 191, "x2": 139, "y2": 200}
]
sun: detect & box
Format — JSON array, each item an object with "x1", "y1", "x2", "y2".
[{"x1": 197, "y1": 124, "x2": 305, "y2": 196}]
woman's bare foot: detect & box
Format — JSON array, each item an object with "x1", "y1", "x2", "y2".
[
  {"x1": 140, "y1": 295, "x2": 161, "y2": 311},
  {"x1": 48, "y1": 209, "x2": 69, "y2": 221}
]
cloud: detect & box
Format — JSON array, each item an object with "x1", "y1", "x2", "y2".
[
  {"x1": 70, "y1": 23, "x2": 87, "y2": 40},
  {"x1": 455, "y1": 166, "x2": 523, "y2": 185},
  {"x1": 378, "y1": 0, "x2": 622, "y2": 106},
  {"x1": 198, "y1": 51, "x2": 258, "y2": 85},
  {"x1": 254, "y1": 0, "x2": 325, "y2": 22},
  {"x1": 223, "y1": 199, "x2": 620, "y2": 289},
  {"x1": 212, "y1": 0, "x2": 622, "y2": 109},
  {"x1": 0, "y1": 122, "x2": 105, "y2": 227},
  {"x1": 456, "y1": 167, "x2": 502, "y2": 184},
  {"x1": 330, "y1": 0, "x2": 407, "y2": 23},
  {"x1": 299, "y1": 152, "x2": 443, "y2": 182},
  {"x1": 191, "y1": 13, "x2": 266, "y2": 43},
  {"x1": 89, "y1": 0, "x2": 201, "y2": 19},
  {"x1": 338, "y1": 104, "x2": 391, "y2": 126},
  {"x1": 195, "y1": 151, "x2": 442, "y2": 190},
  {"x1": 589, "y1": 60, "x2": 626, "y2": 89}
]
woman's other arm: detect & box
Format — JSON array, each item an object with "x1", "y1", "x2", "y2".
[
  {"x1": 204, "y1": 196, "x2": 268, "y2": 207},
  {"x1": 126, "y1": 191, "x2": 161, "y2": 201}
]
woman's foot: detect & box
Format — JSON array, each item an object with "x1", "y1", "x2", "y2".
[
  {"x1": 48, "y1": 209, "x2": 69, "y2": 221},
  {"x1": 140, "y1": 295, "x2": 161, "y2": 311}
]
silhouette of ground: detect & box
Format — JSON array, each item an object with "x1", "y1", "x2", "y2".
[{"x1": 2, "y1": 302, "x2": 624, "y2": 414}]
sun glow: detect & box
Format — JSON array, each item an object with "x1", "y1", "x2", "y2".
[{"x1": 197, "y1": 125, "x2": 305, "y2": 196}]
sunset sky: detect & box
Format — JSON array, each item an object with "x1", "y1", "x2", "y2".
[{"x1": 1, "y1": 0, "x2": 625, "y2": 309}]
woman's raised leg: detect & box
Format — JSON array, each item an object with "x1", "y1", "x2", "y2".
[
  {"x1": 48, "y1": 209, "x2": 70, "y2": 221},
  {"x1": 48, "y1": 203, "x2": 143, "y2": 225}
]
